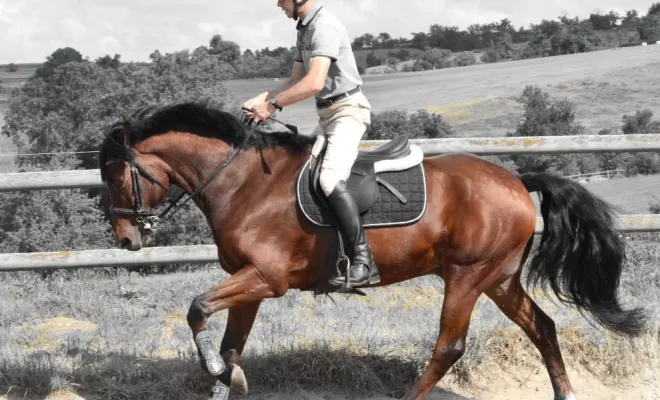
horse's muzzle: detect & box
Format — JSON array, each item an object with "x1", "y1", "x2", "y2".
[{"x1": 119, "y1": 234, "x2": 143, "y2": 251}]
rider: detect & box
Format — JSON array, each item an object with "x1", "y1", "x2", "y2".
[{"x1": 242, "y1": 0, "x2": 380, "y2": 289}]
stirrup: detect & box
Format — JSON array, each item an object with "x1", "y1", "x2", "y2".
[{"x1": 332, "y1": 254, "x2": 367, "y2": 295}]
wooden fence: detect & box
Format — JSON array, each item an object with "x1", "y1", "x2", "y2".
[{"x1": 1, "y1": 134, "x2": 659, "y2": 271}]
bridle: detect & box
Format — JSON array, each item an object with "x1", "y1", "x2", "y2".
[
  {"x1": 104, "y1": 107, "x2": 297, "y2": 235},
  {"x1": 105, "y1": 147, "x2": 169, "y2": 234}
]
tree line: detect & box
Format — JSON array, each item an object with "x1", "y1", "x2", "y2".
[{"x1": 6, "y1": 3, "x2": 660, "y2": 77}]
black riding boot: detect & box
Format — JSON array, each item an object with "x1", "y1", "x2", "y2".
[{"x1": 326, "y1": 180, "x2": 380, "y2": 287}]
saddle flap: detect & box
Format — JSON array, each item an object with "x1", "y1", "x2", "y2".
[{"x1": 348, "y1": 161, "x2": 379, "y2": 212}]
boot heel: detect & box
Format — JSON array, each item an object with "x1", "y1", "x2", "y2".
[{"x1": 368, "y1": 270, "x2": 381, "y2": 284}]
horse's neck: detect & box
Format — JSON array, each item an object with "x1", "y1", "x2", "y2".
[
  {"x1": 208, "y1": 146, "x2": 309, "y2": 222},
  {"x1": 160, "y1": 140, "x2": 307, "y2": 219}
]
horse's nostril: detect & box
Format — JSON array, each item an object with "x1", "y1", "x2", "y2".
[{"x1": 119, "y1": 237, "x2": 132, "y2": 249}]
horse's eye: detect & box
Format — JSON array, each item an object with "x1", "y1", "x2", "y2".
[{"x1": 109, "y1": 178, "x2": 125, "y2": 189}]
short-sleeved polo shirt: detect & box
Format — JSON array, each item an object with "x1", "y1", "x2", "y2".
[{"x1": 295, "y1": 2, "x2": 363, "y2": 100}]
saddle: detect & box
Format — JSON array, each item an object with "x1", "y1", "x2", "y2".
[
  {"x1": 297, "y1": 135, "x2": 427, "y2": 229},
  {"x1": 296, "y1": 135, "x2": 428, "y2": 296}
]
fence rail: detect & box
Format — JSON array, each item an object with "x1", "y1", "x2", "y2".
[
  {"x1": 2, "y1": 134, "x2": 660, "y2": 192},
  {"x1": 566, "y1": 168, "x2": 622, "y2": 182},
  {"x1": 2, "y1": 215, "x2": 660, "y2": 271},
  {"x1": 1, "y1": 134, "x2": 659, "y2": 272}
]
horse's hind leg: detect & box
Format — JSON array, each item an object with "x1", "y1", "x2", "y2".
[
  {"x1": 485, "y1": 274, "x2": 576, "y2": 400},
  {"x1": 403, "y1": 266, "x2": 482, "y2": 400}
]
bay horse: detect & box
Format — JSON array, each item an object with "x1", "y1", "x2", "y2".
[{"x1": 98, "y1": 102, "x2": 646, "y2": 400}]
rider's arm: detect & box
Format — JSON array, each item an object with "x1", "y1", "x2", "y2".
[
  {"x1": 273, "y1": 57, "x2": 330, "y2": 108},
  {"x1": 270, "y1": 22, "x2": 338, "y2": 109}
]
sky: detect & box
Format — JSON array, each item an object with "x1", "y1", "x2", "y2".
[{"x1": 0, "y1": 0, "x2": 655, "y2": 64}]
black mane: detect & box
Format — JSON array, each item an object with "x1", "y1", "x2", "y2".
[{"x1": 99, "y1": 102, "x2": 315, "y2": 180}]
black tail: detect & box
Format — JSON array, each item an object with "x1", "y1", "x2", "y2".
[{"x1": 520, "y1": 172, "x2": 647, "y2": 337}]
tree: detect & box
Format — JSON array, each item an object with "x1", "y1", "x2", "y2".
[
  {"x1": 0, "y1": 185, "x2": 113, "y2": 254},
  {"x1": 481, "y1": 33, "x2": 516, "y2": 62},
  {"x1": 377, "y1": 32, "x2": 392, "y2": 47},
  {"x1": 3, "y1": 51, "x2": 234, "y2": 171},
  {"x1": 34, "y1": 47, "x2": 84, "y2": 79},
  {"x1": 365, "y1": 53, "x2": 381, "y2": 68},
  {"x1": 368, "y1": 110, "x2": 453, "y2": 140},
  {"x1": 649, "y1": 2, "x2": 660, "y2": 15},
  {"x1": 412, "y1": 48, "x2": 452, "y2": 70},
  {"x1": 506, "y1": 86, "x2": 596, "y2": 175},
  {"x1": 209, "y1": 34, "x2": 241, "y2": 64},
  {"x1": 410, "y1": 32, "x2": 430, "y2": 49},
  {"x1": 589, "y1": 11, "x2": 620, "y2": 30},
  {"x1": 95, "y1": 54, "x2": 122, "y2": 69},
  {"x1": 638, "y1": 13, "x2": 660, "y2": 42},
  {"x1": 352, "y1": 33, "x2": 376, "y2": 49},
  {"x1": 0, "y1": 48, "x2": 237, "y2": 263},
  {"x1": 622, "y1": 109, "x2": 660, "y2": 134}
]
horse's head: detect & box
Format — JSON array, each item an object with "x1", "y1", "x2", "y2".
[
  {"x1": 98, "y1": 102, "x2": 313, "y2": 250},
  {"x1": 99, "y1": 112, "x2": 170, "y2": 251}
]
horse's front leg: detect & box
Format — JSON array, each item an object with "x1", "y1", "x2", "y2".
[
  {"x1": 215, "y1": 301, "x2": 263, "y2": 395},
  {"x1": 187, "y1": 264, "x2": 286, "y2": 394}
]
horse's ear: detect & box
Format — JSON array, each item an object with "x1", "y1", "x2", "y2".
[{"x1": 119, "y1": 113, "x2": 131, "y2": 147}]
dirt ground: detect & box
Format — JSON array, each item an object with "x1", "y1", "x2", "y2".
[
  {"x1": 235, "y1": 366, "x2": 659, "y2": 400},
  {"x1": 2, "y1": 364, "x2": 656, "y2": 400}
]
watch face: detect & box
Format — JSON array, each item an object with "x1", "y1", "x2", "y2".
[{"x1": 270, "y1": 98, "x2": 281, "y2": 109}]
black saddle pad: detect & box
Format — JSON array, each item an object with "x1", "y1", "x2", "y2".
[{"x1": 296, "y1": 158, "x2": 428, "y2": 228}]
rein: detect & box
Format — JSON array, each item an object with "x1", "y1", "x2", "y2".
[{"x1": 104, "y1": 108, "x2": 297, "y2": 235}]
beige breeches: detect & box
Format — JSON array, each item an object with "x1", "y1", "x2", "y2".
[{"x1": 312, "y1": 91, "x2": 372, "y2": 196}]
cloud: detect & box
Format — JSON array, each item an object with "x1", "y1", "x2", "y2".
[
  {"x1": 196, "y1": 22, "x2": 226, "y2": 36},
  {"x1": 0, "y1": 0, "x2": 655, "y2": 64}
]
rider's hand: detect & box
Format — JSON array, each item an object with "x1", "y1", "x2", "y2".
[
  {"x1": 252, "y1": 101, "x2": 276, "y2": 125},
  {"x1": 243, "y1": 92, "x2": 268, "y2": 111},
  {"x1": 242, "y1": 92, "x2": 269, "y2": 126}
]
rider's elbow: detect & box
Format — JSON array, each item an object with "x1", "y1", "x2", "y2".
[{"x1": 309, "y1": 79, "x2": 325, "y2": 94}]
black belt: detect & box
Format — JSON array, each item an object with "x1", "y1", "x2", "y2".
[{"x1": 316, "y1": 86, "x2": 361, "y2": 109}]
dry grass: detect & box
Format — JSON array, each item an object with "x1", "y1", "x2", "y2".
[{"x1": 0, "y1": 239, "x2": 658, "y2": 399}]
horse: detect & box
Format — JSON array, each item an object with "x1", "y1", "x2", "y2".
[{"x1": 98, "y1": 102, "x2": 646, "y2": 400}]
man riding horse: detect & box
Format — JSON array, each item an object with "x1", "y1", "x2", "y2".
[{"x1": 243, "y1": 0, "x2": 379, "y2": 289}]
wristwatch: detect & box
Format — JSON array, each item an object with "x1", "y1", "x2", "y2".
[{"x1": 269, "y1": 96, "x2": 283, "y2": 112}]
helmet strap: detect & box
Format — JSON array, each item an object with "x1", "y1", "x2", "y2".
[{"x1": 293, "y1": 0, "x2": 310, "y2": 21}]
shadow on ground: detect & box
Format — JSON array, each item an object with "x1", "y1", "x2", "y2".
[{"x1": 0, "y1": 347, "x2": 475, "y2": 400}]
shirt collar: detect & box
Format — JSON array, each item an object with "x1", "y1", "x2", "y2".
[{"x1": 296, "y1": 2, "x2": 323, "y2": 30}]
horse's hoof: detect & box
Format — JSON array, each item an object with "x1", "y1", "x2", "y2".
[{"x1": 230, "y1": 364, "x2": 248, "y2": 395}]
